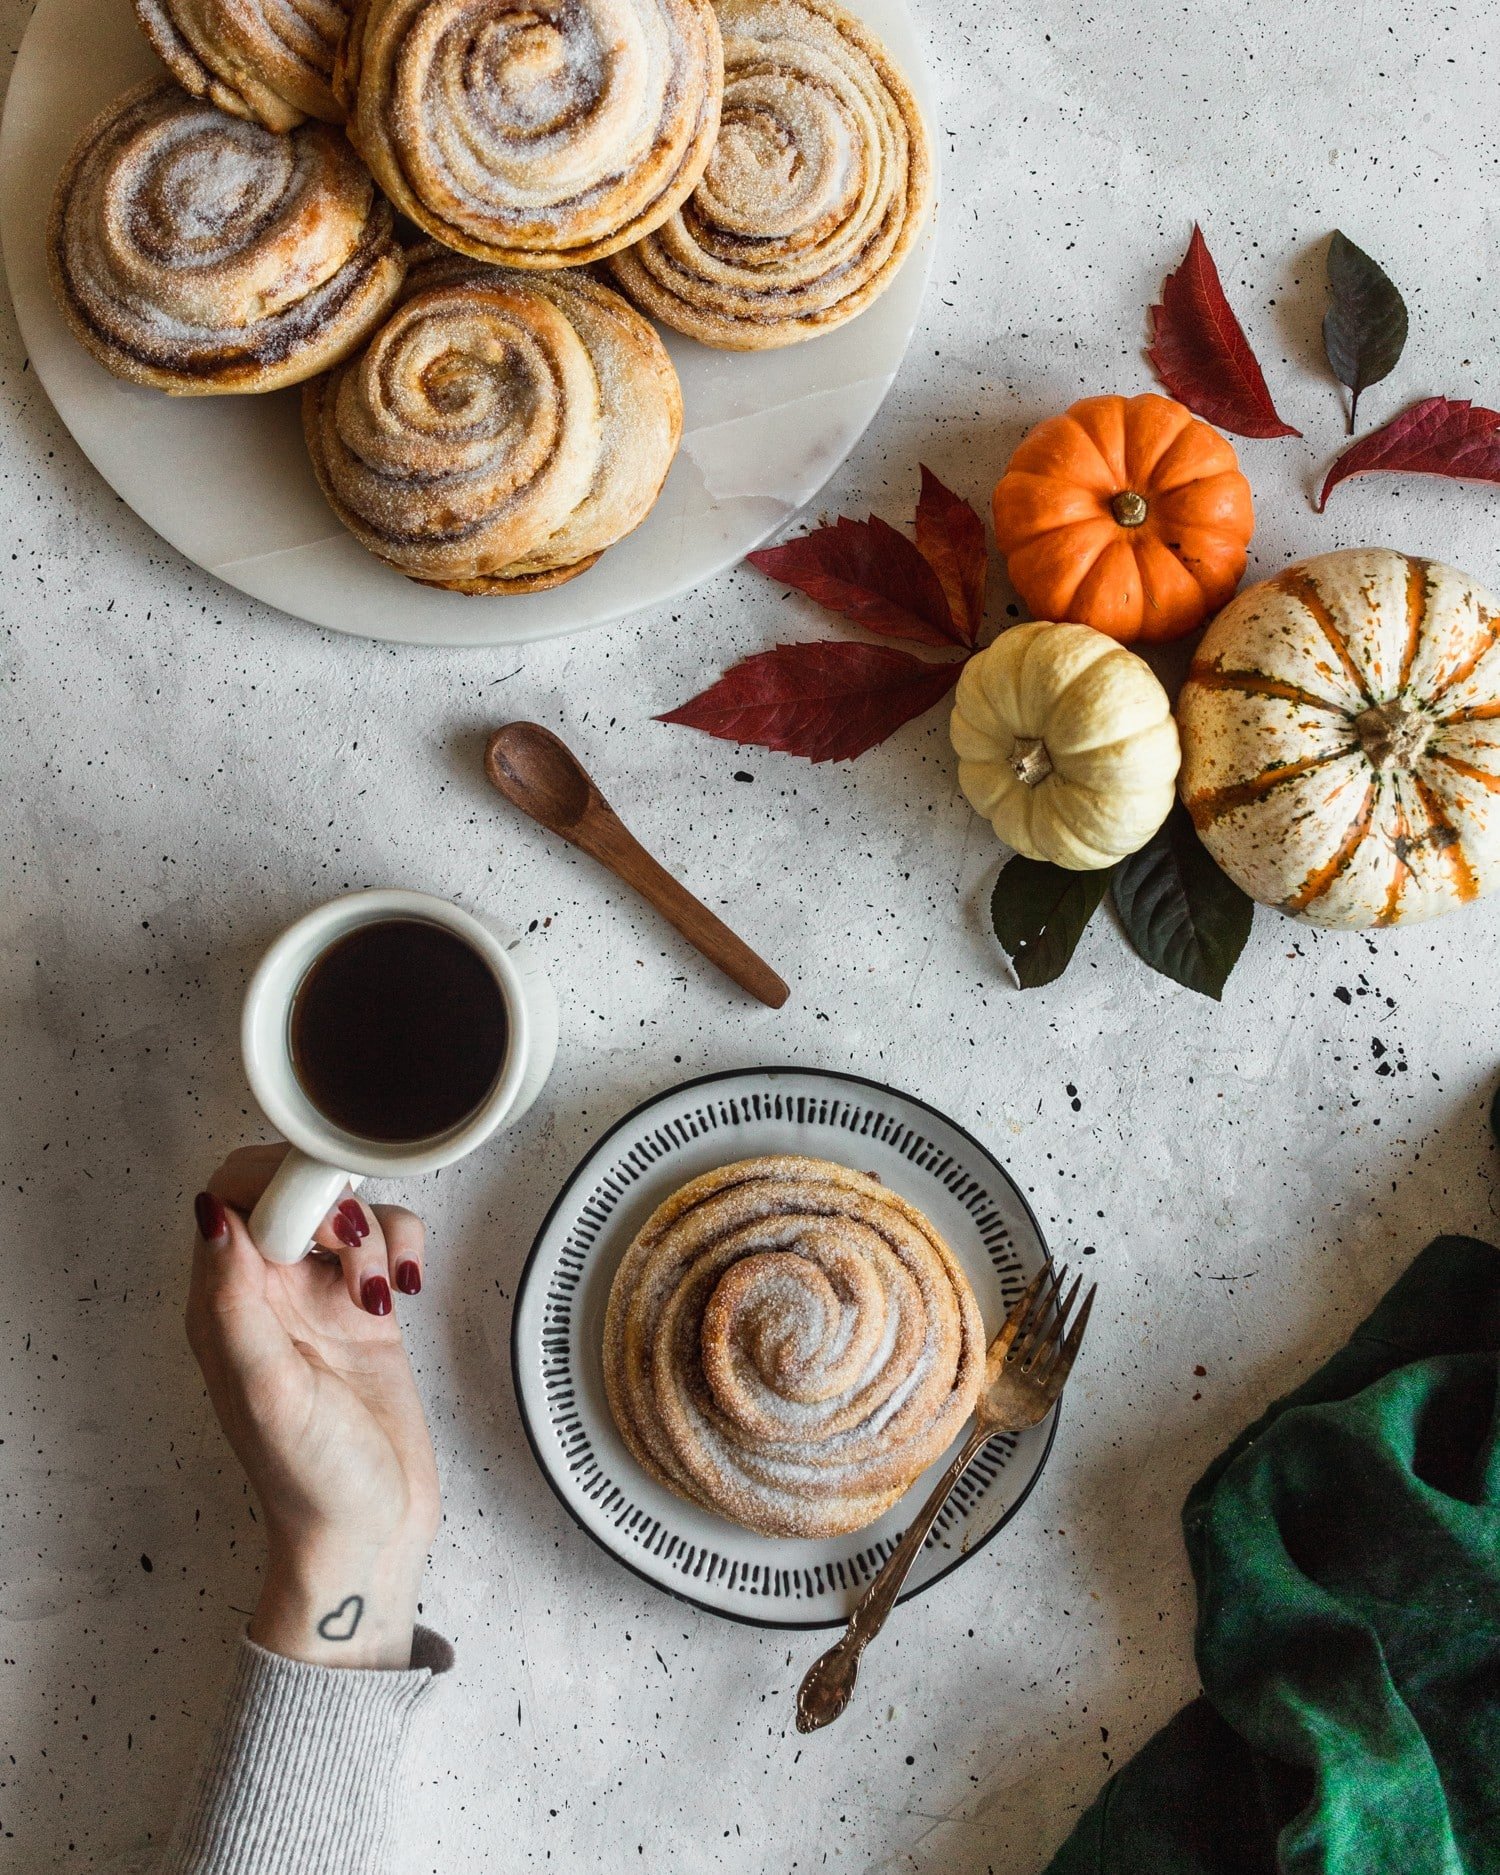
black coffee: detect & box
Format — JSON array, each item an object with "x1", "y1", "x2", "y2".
[{"x1": 290, "y1": 918, "x2": 509, "y2": 1142}]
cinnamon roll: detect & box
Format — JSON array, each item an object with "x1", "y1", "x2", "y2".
[
  {"x1": 609, "y1": 0, "x2": 931, "y2": 348},
  {"x1": 303, "y1": 256, "x2": 681, "y2": 591},
  {"x1": 340, "y1": 0, "x2": 723, "y2": 268},
  {"x1": 48, "y1": 81, "x2": 404, "y2": 396},
  {"x1": 135, "y1": 0, "x2": 350, "y2": 131},
  {"x1": 603, "y1": 1157, "x2": 985, "y2": 1539},
  {"x1": 406, "y1": 246, "x2": 681, "y2": 589}
]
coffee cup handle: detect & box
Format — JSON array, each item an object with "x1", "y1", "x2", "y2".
[{"x1": 247, "y1": 1151, "x2": 365, "y2": 1265}]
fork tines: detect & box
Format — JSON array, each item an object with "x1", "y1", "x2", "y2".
[{"x1": 1004, "y1": 1262, "x2": 1096, "y2": 1396}]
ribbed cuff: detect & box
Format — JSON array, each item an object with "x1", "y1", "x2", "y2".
[{"x1": 161, "y1": 1626, "x2": 454, "y2": 1875}]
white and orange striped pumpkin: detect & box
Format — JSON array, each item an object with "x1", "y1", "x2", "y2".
[{"x1": 1177, "y1": 549, "x2": 1500, "y2": 928}]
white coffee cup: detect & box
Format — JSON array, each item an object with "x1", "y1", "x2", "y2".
[{"x1": 241, "y1": 888, "x2": 557, "y2": 1264}]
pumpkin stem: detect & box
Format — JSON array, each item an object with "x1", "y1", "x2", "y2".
[
  {"x1": 1111, "y1": 490, "x2": 1149, "y2": 528},
  {"x1": 1354, "y1": 696, "x2": 1431, "y2": 771},
  {"x1": 1010, "y1": 736, "x2": 1054, "y2": 787}
]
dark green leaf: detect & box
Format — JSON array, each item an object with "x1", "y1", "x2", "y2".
[
  {"x1": 990, "y1": 857, "x2": 1115, "y2": 989},
  {"x1": 1112, "y1": 804, "x2": 1253, "y2": 1000},
  {"x1": 1323, "y1": 231, "x2": 1409, "y2": 433}
]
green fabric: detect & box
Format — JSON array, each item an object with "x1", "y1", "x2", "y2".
[{"x1": 1042, "y1": 1234, "x2": 1500, "y2": 1875}]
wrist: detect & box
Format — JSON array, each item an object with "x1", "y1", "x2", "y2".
[{"x1": 250, "y1": 1533, "x2": 429, "y2": 1670}]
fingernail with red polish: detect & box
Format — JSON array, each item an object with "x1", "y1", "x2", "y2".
[
  {"x1": 362, "y1": 1275, "x2": 392, "y2": 1317},
  {"x1": 395, "y1": 1261, "x2": 422, "y2": 1296},
  {"x1": 194, "y1": 1191, "x2": 229, "y2": 1244},
  {"x1": 337, "y1": 1198, "x2": 369, "y2": 1242},
  {"x1": 332, "y1": 1208, "x2": 363, "y2": 1249}
]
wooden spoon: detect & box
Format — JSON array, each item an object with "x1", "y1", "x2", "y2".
[{"x1": 484, "y1": 723, "x2": 789, "y2": 1010}]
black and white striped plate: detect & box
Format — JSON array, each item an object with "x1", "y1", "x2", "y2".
[{"x1": 511, "y1": 1067, "x2": 1056, "y2": 1627}]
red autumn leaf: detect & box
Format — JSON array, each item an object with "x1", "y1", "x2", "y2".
[
  {"x1": 1317, "y1": 396, "x2": 1500, "y2": 510},
  {"x1": 748, "y1": 514, "x2": 964, "y2": 647},
  {"x1": 1147, "y1": 225, "x2": 1301, "y2": 439},
  {"x1": 658, "y1": 641, "x2": 964, "y2": 763},
  {"x1": 914, "y1": 465, "x2": 987, "y2": 646}
]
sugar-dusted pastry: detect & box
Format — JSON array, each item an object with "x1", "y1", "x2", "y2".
[
  {"x1": 135, "y1": 0, "x2": 350, "y2": 130},
  {"x1": 610, "y1": 0, "x2": 931, "y2": 348},
  {"x1": 303, "y1": 255, "x2": 682, "y2": 591},
  {"x1": 339, "y1": 0, "x2": 723, "y2": 268},
  {"x1": 48, "y1": 81, "x2": 404, "y2": 396},
  {"x1": 603, "y1": 1157, "x2": 985, "y2": 1539}
]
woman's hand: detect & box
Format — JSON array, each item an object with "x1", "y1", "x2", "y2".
[{"x1": 186, "y1": 1145, "x2": 442, "y2": 1670}]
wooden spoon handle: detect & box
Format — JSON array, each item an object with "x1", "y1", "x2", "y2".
[{"x1": 574, "y1": 815, "x2": 789, "y2": 1009}]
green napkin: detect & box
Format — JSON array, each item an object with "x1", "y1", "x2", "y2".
[{"x1": 1042, "y1": 1233, "x2": 1500, "y2": 1875}]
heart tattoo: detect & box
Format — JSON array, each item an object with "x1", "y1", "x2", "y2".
[{"x1": 316, "y1": 1595, "x2": 365, "y2": 1643}]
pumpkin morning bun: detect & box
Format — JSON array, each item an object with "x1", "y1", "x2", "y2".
[
  {"x1": 48, "y1": 80, "x2": 404, "y2": 396},
  {"x1": 609, "y1": 0, "x2": 931, "y2": 349},
  {"x1": 338, "y1": 0, "x2": 723, "y2": 268},
  {"x1": 603, "y1": 1156, "x2": 985, "y2": 1539},
  {"x1": 135, "y1": 0, "x2": 351, "y2": 130},
  {"x1": 302, "y1": 249, "x2": 682, "y2": 592}
]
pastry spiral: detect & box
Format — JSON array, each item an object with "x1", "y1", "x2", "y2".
[
  {"x1": 609, "y1": 0, "x2": 931, "y2": 349},
  {"x1": 304, "y1": 256, "x2": 681, "y2": 590},
  {"x1": 135, "y1": 0, "x2": 351, "y2": 131},
  {"x1": 400, "y1": 245, "x2": 681, "y2": 590},
  {"x1": 48, "y1": 81, "x2": 404, "y2": 396},
  {"x1": 341, "y1": 0, "x2": 724, "y2": 268},
  {"x1": 603, "y1": 1157, "x2": 985, "y2": 1539}
]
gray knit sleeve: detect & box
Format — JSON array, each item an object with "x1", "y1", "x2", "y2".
[{"x1": 160, "y1": 1627, "x2": 454, "y2": 1874}]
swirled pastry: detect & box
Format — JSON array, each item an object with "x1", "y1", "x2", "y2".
[
  {"x1": 609, "y1": 0, "x2": 931, "y2": 348},
  {"x1": 340, "y1": 0, "x2": 723, "y2": 268},
  {"x1": 303, "y1": 256, "x2": 681, "y2": 591},
  {"x1": 135, "y1": 0, "x2": 350, "y2": 131},
  {"x1": 603, "y1": 1157, "x2": 985, "y2": 1539},
  {"x1": 48, "y1": 81, "x2": 404, "y2": 396}
]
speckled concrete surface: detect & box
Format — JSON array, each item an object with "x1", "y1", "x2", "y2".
[{"x1": 3, "y1": 0, "x2": 1500, "y2": 1869}]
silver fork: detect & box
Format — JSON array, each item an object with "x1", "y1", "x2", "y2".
[{"x1": 795, "y1": 1264, "x2": 1097, "y2": 1733}]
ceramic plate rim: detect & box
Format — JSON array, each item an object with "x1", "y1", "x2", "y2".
[{"x1": 509, "y1": 1064, "x2": 1059, "y2": 1630}]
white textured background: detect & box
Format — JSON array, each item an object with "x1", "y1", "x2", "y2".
[{"x1": 3, "y1": 0, "x2": 1500, "y2": 1868}]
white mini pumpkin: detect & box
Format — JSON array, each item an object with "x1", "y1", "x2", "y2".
[
  {"x1": 1177, "y1": 548, "x2": 1500, "y2": 927},
  {"x1": 951, "y1": 621, "x2": 1181, "y2": 870}
]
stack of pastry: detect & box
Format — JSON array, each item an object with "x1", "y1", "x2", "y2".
[
  {"x1": 48, "y1": 0, "x2": 931, "y2": 594},
  {"x1": 604, "y1": 1157, "x2": 984, "y2": 1539}
]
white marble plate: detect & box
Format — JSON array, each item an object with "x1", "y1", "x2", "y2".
[
  {"x1": 0, "y1": 0, "x2": 937, "y2": 647},
  {"x1": 511, "y1": 1067, "x2": 1057, "y2": 1628}
]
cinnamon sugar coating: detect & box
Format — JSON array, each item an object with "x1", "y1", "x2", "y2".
[
  {"x1": 48, "y1": 80, "x2": 404, "y2": 395},
  {"x1": 341, "y1": 0, "x2": 723, "y2": 268},
  {"x1": 303, "y1": 255, "x2": 680, "y2": 591},
  {"x1": 134, "y1": 0, "x2": 352, "y2": 131},
  {"x1": 603, "y1": 1157, "x2": 985, "y2": 1539},
  {"x1": 610, "y1": 0, "x2": 930, "y2": 348}
]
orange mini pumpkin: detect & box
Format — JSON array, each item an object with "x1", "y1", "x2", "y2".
[{"x1": 992, "y1": 393, "x2": 1254, "y2": 645}]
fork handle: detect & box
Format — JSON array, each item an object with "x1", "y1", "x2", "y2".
[{"x1": 795, "y1": 1427, "x2": 990, "y2": 1734}]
